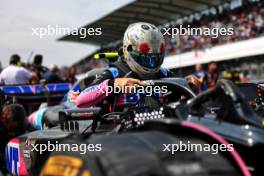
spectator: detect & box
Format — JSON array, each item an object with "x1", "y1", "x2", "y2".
[
  {"x1": 207, "y1": 61, "x2": 219, "y2": 88},
  {"x1": 31, "y1": 54, "x2": 48, "y2": 80},
  {"x1": 163, "y1": 0, "x2": 264, "y2": 56},
  {"x1": 0, "y1": 54, "x2": 36, "y2": 85},
  {"x1": 193, "y1": 64, "x2": 207, "y2": 91},
  {"x1": 43, "y1": 65, "x2": 64, "y2": 83},
  {"x1": 0, "y1": 104, "x2": 26, "y2": 174},
  {"x1": 66, "y1": 66, "x2": 77, "y2": 84}
]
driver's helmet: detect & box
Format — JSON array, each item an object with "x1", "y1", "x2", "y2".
[{"x1": 123, "y1": 22, "x2": 165, "y2": 77}]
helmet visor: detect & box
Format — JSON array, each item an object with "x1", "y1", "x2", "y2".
[{"x1": 129, "y1": 51, "x2": 164, "y2": 69}]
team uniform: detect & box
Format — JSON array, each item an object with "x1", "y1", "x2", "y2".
[
  {"x1": 76, "y1": 22, "x2": 170, "y2": 110},
  {"x1": 0, "y1": 65, "x2": 32, "y2": 85},
  {"x1": 76, "y1": 62, "x2": 172, "y2": 110}
]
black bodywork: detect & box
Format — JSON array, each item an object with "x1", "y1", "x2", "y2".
[{"x1": 4, "y1": 79, "x2": 264, "y2": 175}]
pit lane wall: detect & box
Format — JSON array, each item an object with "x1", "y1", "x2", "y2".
[{"x1": 163, "y1": 36, "x2": 264, "y2": 69}]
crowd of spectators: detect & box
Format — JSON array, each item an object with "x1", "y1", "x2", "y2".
[
  {"x1": 73, "y1": 0, "x2": 264, "y2": 74},
  {"x1": 164, "y1": 0, "x2": 264, "y2": 55},
  {"x1": 0, "y1": 54, "x2": 77, "y2": 85},
  {"x1": 192, "y1": 61, "x2": 252, "y2": 92},
  {"x1": 193, "y1": 62, "x2": 220, "y2": 92}
]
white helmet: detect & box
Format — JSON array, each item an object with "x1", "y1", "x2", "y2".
[{"x1": 123, "y1": 22, "x2": 165, "y2": 77}]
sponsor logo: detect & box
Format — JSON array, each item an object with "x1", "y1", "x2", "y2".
[
  {"x1": 5, "y1": 141, "x2": 20, "y2": 176},
  {"x1": 40, "y1": 155, "x2": 89, "y2": 176}
]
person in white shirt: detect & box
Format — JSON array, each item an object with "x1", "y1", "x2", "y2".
[{"x1": 0, "y1": 54, "x2": 33, "y2": 85}]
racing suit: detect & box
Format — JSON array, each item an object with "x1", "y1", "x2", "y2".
[{"x1": 76, "y1": 61, "x2": 172, "y2": 110}]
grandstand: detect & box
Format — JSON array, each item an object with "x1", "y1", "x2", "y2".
[{"x1": 59, "y1": 0, "x2": 264, "y2": 81}]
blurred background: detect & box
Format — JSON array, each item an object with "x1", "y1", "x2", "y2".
[{"x1": 1, "y1": 0, "x2": 264, "y2": 85}]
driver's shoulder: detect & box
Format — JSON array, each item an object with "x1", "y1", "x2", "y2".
[
  {"x1": 107, "y1": 61, "x2": 130, "y2": 79},
  {"x1": 106, "y1": 65, "x2": 129, "y2": 79},
  {"x1": 106, "y1": 67, "x2": 121, "y2": 79}
]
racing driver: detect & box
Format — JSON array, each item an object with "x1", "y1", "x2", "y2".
[{"x1": 75, "y1": 22, "x2": 200, "y2": 111}]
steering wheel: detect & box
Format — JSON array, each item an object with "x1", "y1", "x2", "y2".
[
  {"x1": 110, "y1": 79, "x2": 196, "y2": 111},
  {"x1": 145, "y1": 79, "x2": 195, "y2": 101},
  {"x1": 99, "y1": 79, "x2": 195, "y2": 132}
]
